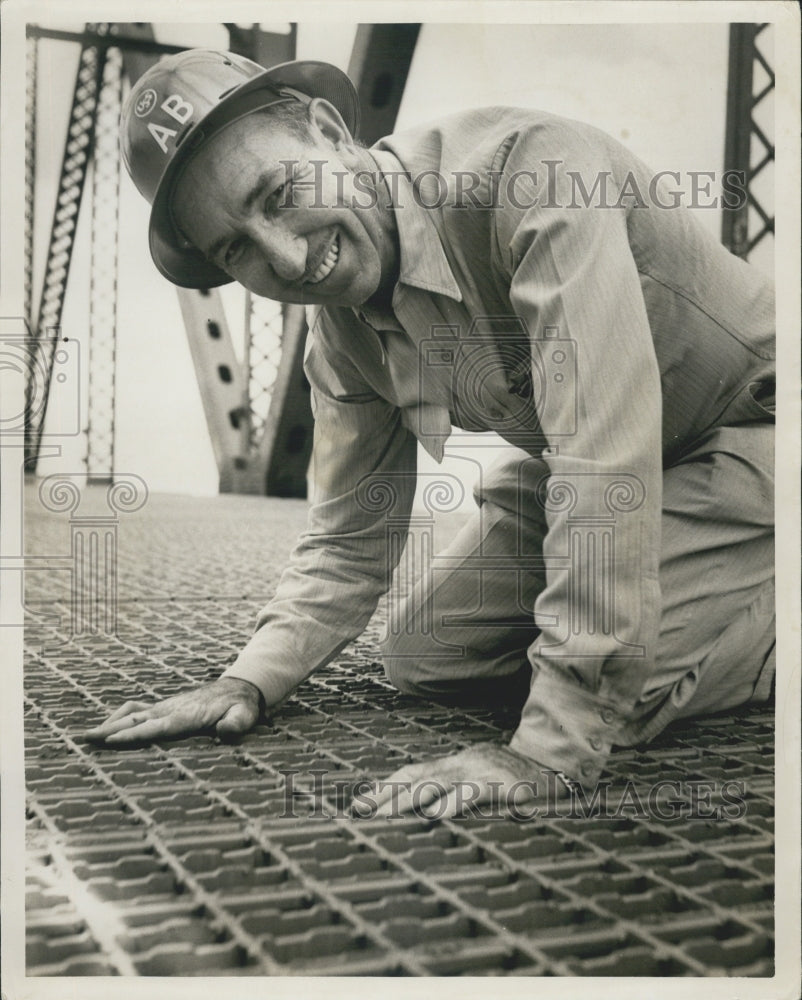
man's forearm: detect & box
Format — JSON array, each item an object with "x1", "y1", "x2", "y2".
[{"x1": 221, "y1": 525, "x2": 404, "y2": 705}]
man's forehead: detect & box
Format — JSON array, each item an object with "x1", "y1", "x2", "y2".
[
  {"x1": 174, "y1": 122, "x2": 289, "y2": 201},
  {"x1": 192, "y1": 114, "x2": 286, "y2": 167},
  {"x1": 187, "y1": 138, "x2": 267, "y2": 184}
]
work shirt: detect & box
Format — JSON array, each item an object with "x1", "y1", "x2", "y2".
[{"x1": 224, "y1": 106, "x2": 774, "y2": 784}]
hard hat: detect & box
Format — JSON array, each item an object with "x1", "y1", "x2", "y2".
[{"x1": 120, "y1": 49, "x2": 360, "y2": 288}]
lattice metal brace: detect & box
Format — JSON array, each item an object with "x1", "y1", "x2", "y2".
[
  {"x1": 25, "y1": 30, "x2": 108, "y2": 470},
  {"x1": 722, "y1": 23, "x2": 775, "y2": 259},
  {"x1": 86, "y1": 45, "x2": 124, "y2": 481},
  {"x1": 244, "y1": 292, "x2": 284, "y2": 453},
  {"x1": 25, "y1": 35, "x2": 38, "y2": 332}
]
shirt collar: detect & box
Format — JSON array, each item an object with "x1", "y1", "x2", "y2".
[{"x1": 368, "y1": 146, "x2": 463, "y2": 304}]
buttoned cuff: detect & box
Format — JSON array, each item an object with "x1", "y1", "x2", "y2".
[{"x1": 508, "y1": 665, "x2": 624, "y2": 788}]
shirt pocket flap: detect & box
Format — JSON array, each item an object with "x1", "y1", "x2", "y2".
[{"x1": 718, "y1": 379, "x2": 776, "y2": 426}]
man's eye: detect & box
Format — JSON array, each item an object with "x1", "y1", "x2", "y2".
[
  {"x1": 224, "y1": 240, "x2": 245, "y2": 267},
  {"x1": 270, "y1": 181, "x2": 291, "y2": 209}
]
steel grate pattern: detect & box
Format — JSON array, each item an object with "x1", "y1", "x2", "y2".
[{"x1": 24, "y1": 488, "x2": 774, "y2": 977}]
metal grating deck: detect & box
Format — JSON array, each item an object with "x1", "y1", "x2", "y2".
[{"x1": 22, "y1": 486, "x2": 775, "y2": 977}]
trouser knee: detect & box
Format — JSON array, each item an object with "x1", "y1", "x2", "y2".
[{"x1": 381, "y1": 632, "x2": 426, "y2": 696}]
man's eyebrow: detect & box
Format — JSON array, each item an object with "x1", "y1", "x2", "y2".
[
  {"x1": 202, "y1": 169, "x2": 286, "y2": 262},
  {"x1": 243, "y1": 169, "x2": 285, "y2": 212}
]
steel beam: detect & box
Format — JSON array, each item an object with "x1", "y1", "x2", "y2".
[
  {"x1": 225, "y1": 22, "x2": 297, "y2": 68},
  {"x1": 26, "y1": 25, "x2": 185, "y2": 57},
  {"x1": 174, "y1": 289, "x2": 252, "y2": 492},
  {"x1": 347, "y1": 24, "x2": 421, "y2": 143}
]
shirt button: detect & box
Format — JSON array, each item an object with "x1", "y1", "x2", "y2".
[
  {"x1": 589, "y1": 737, "x2": 602, "y2": 751},
  {"x1": 600, "y1": 708, "x2": 615, "y2": 725}
]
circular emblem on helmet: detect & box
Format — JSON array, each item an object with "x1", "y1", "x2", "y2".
[{"x1": 134, "y1": 89, "x2": 158, "y2": 118}]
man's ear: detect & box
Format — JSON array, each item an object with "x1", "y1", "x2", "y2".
[{"x1": 306, "y1": 97, "x2": 359, "y2": 160}]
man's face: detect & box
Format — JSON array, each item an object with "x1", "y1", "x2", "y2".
[{"x1": 171, "y1": 102, "x2": 397, "y2": 306}]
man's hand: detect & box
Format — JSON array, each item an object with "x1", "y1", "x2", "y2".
[
  {"x1": 352, "y1": 743, "x2": 568, "y2": 819},
  {"x1": 84, "y1": 677, "x2": 263, "y2": 746}
]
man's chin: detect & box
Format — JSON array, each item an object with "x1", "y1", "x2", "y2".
[{"x1": 261, "y1": 267, "x2": 380, "y2": 309}]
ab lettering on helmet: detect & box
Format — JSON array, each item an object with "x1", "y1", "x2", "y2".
[{"x1": 148, "y1": 94, "x2": 194, "y2": 154}]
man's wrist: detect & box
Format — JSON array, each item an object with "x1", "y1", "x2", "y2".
[
  {"x1": 222, "y1": 675, "x2": 265, "y2": 712},
  {"x1": 492, "y1": 742, "x2": 574, "y2": 797}
]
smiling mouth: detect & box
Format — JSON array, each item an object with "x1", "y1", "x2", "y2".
[{"x1": 306, "y1": 233, "x2": 340, "y2": 285}]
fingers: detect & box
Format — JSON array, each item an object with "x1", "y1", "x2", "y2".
[
  {"x1": 352, "y1": 746, "x2": 540, "y2": 820},
  {"x1": 86, "y1": 700, "x2": 151, "y2": 734},
  {"x1": 370, "y1": 764, "x2": 421, "y2": 812},
  {"x1": 84, "y1": 703, "x2": 154, "y2": 742},
  {"x1": 103, "y1": 715, "x2": 173, "y2": 745},
  {"x1": 86, "y1": 706, "x2": 179, "y2": 745},
  {"x1": 423, "y1": 780, "x2": 517, "y2": 820},
  {"x1": 104, "y1": 699, "x2": 152, "y2": 723},
  {"x1": 360, "y1": 761, "x2": 453, "y2": 818},
  {"x1": 84, "y1": 679, "x2": 263, "y2": 747},
  {"x1": 378, "y1": 778, "x2": 523, "y2": 820},
  {"x1": 374, "y1": 778, "x2": 444, "y2": 818}
]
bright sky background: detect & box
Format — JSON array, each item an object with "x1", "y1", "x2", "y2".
[{"x1": 29, "y1": 20, "x2": 773, "y2": 503}]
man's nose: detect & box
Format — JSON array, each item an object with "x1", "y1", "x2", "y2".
[{"x1": 252, "y1": 223, "x2": 307, "y2": 282}]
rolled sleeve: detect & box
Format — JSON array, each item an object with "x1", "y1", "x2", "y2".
[
  {"x1": 224, "y1": 326, "x2": 417, "y2": 705},
  {"x1": 496, "y1": 124, "x2": 664, "y2": 779}
]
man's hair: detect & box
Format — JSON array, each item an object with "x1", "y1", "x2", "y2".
[
  {"x1": 253, "y1": 99, "x2": 365, "y2": 148},
  {"x1": 253, "y1": 99, "x2": 313, "y2": 139}
]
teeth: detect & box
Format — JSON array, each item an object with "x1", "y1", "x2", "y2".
[{"x1": 308, "y1": 236, "x2": 339, "y2": 284}]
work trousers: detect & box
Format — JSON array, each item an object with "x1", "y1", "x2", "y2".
[{"x1": 382, "y1": 421, "x2": 775, "y2": 748}]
